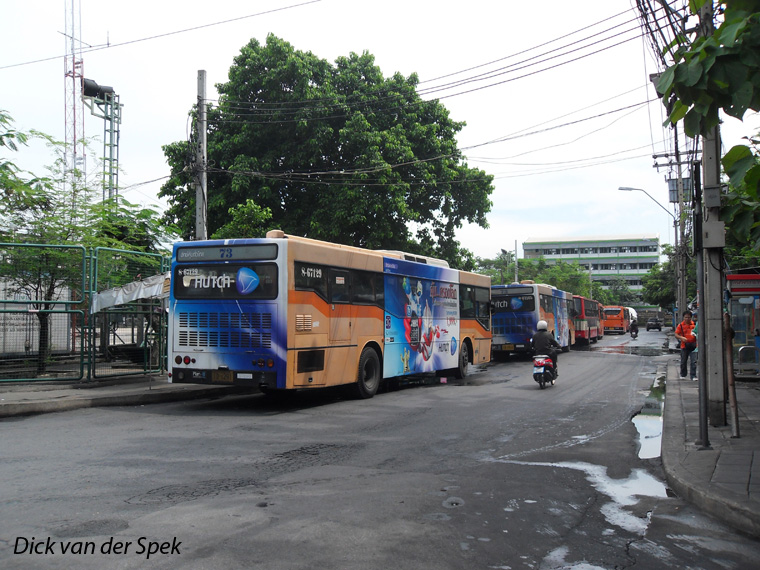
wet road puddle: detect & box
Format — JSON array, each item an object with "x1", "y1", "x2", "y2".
[
  {"x1": 592, "y1": 345, "x2": 664, "y2": 356},
  {"x1": 632, "y1": 375, "x2": 665, "y2": 459},
  {"x1": 503, "y1": 460, "x2": 668, "y2": 533}
]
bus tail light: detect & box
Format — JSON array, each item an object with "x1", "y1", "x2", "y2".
[{"x1": 183, "y1": 356, "x2": 192, "y2": 365}]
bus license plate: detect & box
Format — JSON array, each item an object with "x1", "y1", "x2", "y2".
[
  {"x1": 503, "y1": 344, "x2": 514, "y2": 351},
  {"x1": 213, "y1": 370, "x2": 233, "y2": 384},
  {"x1": 533, "y1": 366, "x2": 544, "y2": 374}
]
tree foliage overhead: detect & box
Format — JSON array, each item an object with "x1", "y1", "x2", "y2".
[
  {"x1": 159, "y1": 35, "x2": 493, "y2": 269},
  {"x1": 656, "y1": 1, "x2": 760, "y2": 247},
  {"x1": 641, "y1": 244, "x2": 698, "y2": 308}
]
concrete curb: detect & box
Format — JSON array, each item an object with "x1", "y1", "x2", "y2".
[
  {"x1": 661, "y1": 362, "x2": 760, "y2": 538},
  {"x1": 0, "y1": 385, "x2": 242, "y2": 418}
]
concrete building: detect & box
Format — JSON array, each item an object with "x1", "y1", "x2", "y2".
[{"x1": 522, "y1": 234, "x2": 660, "y2": 296}]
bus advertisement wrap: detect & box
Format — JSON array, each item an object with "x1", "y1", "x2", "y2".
[
  {"x1": 170, "y1": 244, "x2": 288, "y2": 387},
  {"x1": 383, "y1": 258, "x2": 460, "y2": 377},
  {"x1": 552, "y1": 294, "x2": 570, "y2": 348}
]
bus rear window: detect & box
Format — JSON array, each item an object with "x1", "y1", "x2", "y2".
[
  {"x1": 492, "y1": 295, "x2": 535, "y2": 312},
  {"x1": 174, "y1": 264, "x2": 277, "y2": 300},
  {"x1": 604, "y1": 308, "x2": 622, "y2": 316}
]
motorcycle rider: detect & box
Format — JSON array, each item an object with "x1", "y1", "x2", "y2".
[
  {"x1": 630, "y1": 319, "x2": 639, "y2": 338},
  {"x1": 531, "y1": 320, "x2": 561, "y2": 376}
]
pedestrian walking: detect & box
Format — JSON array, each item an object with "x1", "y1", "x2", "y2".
[{"x1": 674, "y1": 310, "x2": 697, "y2": 379}]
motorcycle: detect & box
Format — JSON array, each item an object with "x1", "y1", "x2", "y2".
[
  {"x1": 630, "y1": 328, "x2": 638, "y2": 340},
  {"x1": 532, "y1": 354, "x2": 556, "y2": 389}
]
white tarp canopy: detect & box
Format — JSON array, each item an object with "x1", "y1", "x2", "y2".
[{"x1": 91, "y1": 272, "x2": 170, "y2": 313}]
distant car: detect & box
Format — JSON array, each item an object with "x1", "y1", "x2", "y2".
[{"x1": 646, "y1": 318, "x2": 662, "y2": 331}]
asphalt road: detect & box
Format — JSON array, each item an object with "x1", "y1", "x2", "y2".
[{"x1": 2, "y1": 330, "x2": 759, "y2": 569}]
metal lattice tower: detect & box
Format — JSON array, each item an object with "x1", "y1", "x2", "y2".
[
  {"x1": 83, "y1": 81, "x2": 121, "y2": 201},
  {"x1": 101, "y1": 94, "x2": 121, "y2": 201},
  {"x1": 64, "y1": 0, "x2": 86, "y2": 187}
]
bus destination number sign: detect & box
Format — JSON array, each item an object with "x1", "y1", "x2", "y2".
[{"x1": 176, "y1": 244, "x2": 277, "y2": 262}]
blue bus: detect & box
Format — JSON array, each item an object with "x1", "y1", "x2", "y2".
[{"x1": 491, "y1": 282, "x2": 572, "y2": 358}]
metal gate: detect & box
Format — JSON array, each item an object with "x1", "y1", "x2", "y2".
[
  {"x1": 90, "y1": 247, "x2": 168, "y2": 379},
  {"x1": 0, "y1": 243, "x2": 169, "y2": 382}
]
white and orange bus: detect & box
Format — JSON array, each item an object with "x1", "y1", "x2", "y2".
[{"x1": 168, "y1": 230, "x2": 491, "y2": 398}]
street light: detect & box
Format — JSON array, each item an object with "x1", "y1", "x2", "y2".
[
  {"x1": 618, "y1": 187, "x2": 676, "y2": 222},
  {"x1": 618, "y1": 185, "x2": 683, "y2": 319},
  {"x1": 618, "y1": 186, "x2": 678, "y2": 248}
]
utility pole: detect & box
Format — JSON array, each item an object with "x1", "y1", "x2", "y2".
[
  {"x1": 699, "y1": 3, "x2": 727, "y2": 427},
  {"x1": 514, "y1": 240, "x2": 518, "y2": 283},
  {"x1": 195, "y1": 70, "x2": 208, "y2": 241},
  {"x1": 693, "y1": 165, "x2": 710, "y2": 448},
  {"x1": 672, "y1": 126, "x2": 688, "y2": 319}
]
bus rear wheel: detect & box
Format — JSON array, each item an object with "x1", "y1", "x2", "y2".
[
  {"x1": 454, "y1": 341, "x2": 469, "y2": 380},
  {"x1": 355, "y1": 347, "x2": 381, "y2": 399}
]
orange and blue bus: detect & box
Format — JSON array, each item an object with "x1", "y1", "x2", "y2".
[
  {"x1": 491, "y1": 282, "x2": 572, "y2": 358},
  {"x1": 603, "y1": 305, "x2": 630, "y2": 334},
  {"x1": 571, "y1": 295, "x2": 602, "y2": 344},
  {"x1": 168, "y1": 230, "x2": 491, "y2": 398}
]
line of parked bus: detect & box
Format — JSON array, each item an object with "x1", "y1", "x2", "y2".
[
  {"x1": 166, "y1": 232, "x2": 636, "y2": 398},
  {"x1": 491, "y1": 281, "x2": 634, "y2": 359}
]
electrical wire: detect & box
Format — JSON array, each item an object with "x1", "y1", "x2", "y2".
[
  {"x1": 0, "y1": 0, "x2": 323, "y2": 71},
  {"x1": 205, "y1": 8, "x2": 670, "y2": 124}
]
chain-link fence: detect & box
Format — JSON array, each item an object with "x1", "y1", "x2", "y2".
[{"x1": 0, "y1": 243, "x2": 169, "y2": 382}]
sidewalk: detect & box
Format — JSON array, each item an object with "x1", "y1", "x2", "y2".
[
  {"x1": 0, "y1": 376, "x2": 244, "y2": 418},
  {"x1": 1, "y1": 364, "x2": 759, "y2": 537},
  {"x1": 661, "y1": 359, "x2": 760, "y2": 537}
]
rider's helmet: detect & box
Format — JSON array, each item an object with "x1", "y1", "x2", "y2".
[{"x1": 537, "y1": 320, "x2": 548, "y2": 331}]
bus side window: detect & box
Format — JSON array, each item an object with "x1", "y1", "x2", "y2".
[
  {"x1": 373, "y1": 274, "x2": 385, "y2": 308},
  {"x1": 295, "y1": 261, "x2": 328, "y2": 301},
  {"x1": 460, "y1": 286, "x2": 476, "y2": 318},
  {"x1": 352, "y1": 270, "x2": 375, "y2": 305},
  {"x1": 475, "y1": 286, "x2": 490, "y2": 329},
  {"x1": 329, "y1": 269, "x2": 350, "y2": 304}
]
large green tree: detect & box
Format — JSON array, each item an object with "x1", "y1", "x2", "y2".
[{"x1": 159, "y1": 35, "x2": 493, "y2": 269}]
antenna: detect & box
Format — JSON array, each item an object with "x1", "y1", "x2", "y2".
[{"x1": 64, "y1": 0, "x2": 86, "y2": 189}]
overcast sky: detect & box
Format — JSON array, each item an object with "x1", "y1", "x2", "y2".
[{"x1": 2, "y1": 0, "x2": 758, "y2": 260}]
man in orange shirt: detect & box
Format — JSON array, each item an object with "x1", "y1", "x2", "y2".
[{"x1": 674, "y1": 310, "x2": 697, "y2": 379}]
